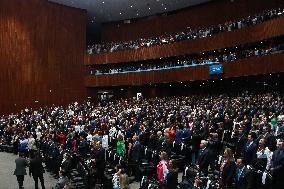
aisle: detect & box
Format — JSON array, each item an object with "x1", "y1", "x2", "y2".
[{"x1": 0, "y1": 152, "x2": 56, "y2": 189}]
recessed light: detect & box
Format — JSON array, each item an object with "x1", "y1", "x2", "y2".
[
  {"x1": 119, "y1": 12, "x2": 122, "y2": 15},
  {"x1": 148, "y1": 7, "x2": 151, "y2": 10},
  {"x1": 130, "y1": 5, "x2": 133, "y2": 8},
  {"x1": 102, "y1": 1, "x2": 104, "y2": 4},
  {"x1": 164, "y1": 7, "x2": 167, "y2": 10}
]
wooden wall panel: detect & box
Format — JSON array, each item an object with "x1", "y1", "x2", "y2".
[
  {"x1": 0, "y1": 0, "x2": 87, "y2": 115},
  {"x1": 86, "y1": 16, "x2": 284, "y2": 65},
  {"x1": 85, "y1": 53, "x2": 284, "y2": 87},
  {"x1": 101, "y1": 0, "x2": 283, "y2": 42}
]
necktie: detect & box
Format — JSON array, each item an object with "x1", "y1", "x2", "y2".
[{"x1": 237, "y1": 167, "x2": 244, "y2": 181}]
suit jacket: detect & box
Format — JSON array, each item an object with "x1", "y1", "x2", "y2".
[
  {"x1": 61, "y1": 158, "x2": 72, "y2": 173},
  {"x1": 131, "y1": 141, "x2": 142, "y2": 162},
  {"x1": 78, "y1": 140, "x2": 88, "y2": 155},
  {"x1": 197, "y1": 148, "x2": 210, "y2": 175},
  {"x1": 94, "y1": 147, "x2": 105, "y2": 170},
  {"x1": 271, "y1": 149, "x2": 284, "y2": 175},
  {"x1": 235, "y1": 166, "x2": 249, "y2": 189},
  {"x1": 271, "y1": 149, "x2": 284, "y2": 188},
  {"x1": 263, "y1": 133, "x2": 277, "y2": 151},
  {"x1": 14, "y1": 157, "x2": 28, "y2": 175},
  {"x1": 235, "y1": 134, "x2": 247, "y2": 158},
  {"x1": 244, "y1": 142, "x2": 257, "y2": 165},
  {"x1": 221, "y1": 160, "x2": 236, "y2": 187},
  {"x1": 166, "y1": 169, "x2": 178, "y2": 189},
  {"x1": 29, "y1": 157, "x2": 45, "y2": 176}
]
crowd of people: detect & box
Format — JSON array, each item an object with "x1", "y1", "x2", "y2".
[
  {"x1": 89, "y1": 36, "x2": 284, "y2": 75},
  {"x1": 87, "y1": 7, "x2": 284, "y2": 54},
  {"x1": 0, "y1": 92, "x2": 284, "y2": 189}
]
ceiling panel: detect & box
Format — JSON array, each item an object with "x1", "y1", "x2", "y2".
[{"x1": 49, "y1": 0, "x2": 212, "y2": 23}]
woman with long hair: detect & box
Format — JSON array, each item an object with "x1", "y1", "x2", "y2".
[
  {"x1": 220, "y1": 148, "x2": 236, "y2": 189},
  {"x1": 119, "y1": 168, "x2": 130, "y2": 189}
]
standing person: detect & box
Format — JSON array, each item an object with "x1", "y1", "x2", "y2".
[
  {"x1": 60, "y1": 153, "x2": 72, "y2": 174},
  {"x1": 166, "y1": 160, "x2": 179, "y2": 189},
  {"x1": 56, "y1": 132, "x2": 66, "y2": 146},
  {"x1": 197, "y1": 140, "x2": 210, "y2": 176},
  {"x1": 28, "y1": 134, "x2": 37, "y2": 157},
  {"x1": 234, "y1": 127, "x2": 247, "y2": 159},
  {"x1": 116, "y1": 134, "x2": 125, "y2": 157},
  {"x1": 191, "y1": 127, "x2": 201, "y2": 165},
  {"x1": 129, "y1": 135, "x2": 142, "y2": 181},
  {"x1": 29, "y1": 152, "x2": 46, "y2": 189},
  {"x1": 12, "y1": 132, "x2": 19, "y2": 154},
  {"x1": 78, "y1": 135, "x2": 88, "y2": 158},
  {"x1": 18, "y1": 134, "x2": 28, "y2": 157},
  {"x1": 220, "y1": 148, "x2": 236, "y2": 189},
  {"x1": 157, "y1": 151, "x2": 169, "y2": 189},
  {"x1": 256, "y1": 138, "x2": 273, "y2": 171},
  {"x1": 93, "y1": 141, "x2": 106, "y2": 183},
  {"x1": 14, "y1": 153, "x2": 28, "y2": 189},
  {"x1": 271, "y1": 140, "x2": 284, "y2": 189},
  {"x1": 244, "y1": 133, "x2": 257, "y2": 165},
  {"x1": 235, "y1": 158, "x2": 249, "y2": 189}
]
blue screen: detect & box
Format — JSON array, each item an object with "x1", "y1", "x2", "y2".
[{"x1": 209, "y1": 64, "x2": 223, "y2": 75}]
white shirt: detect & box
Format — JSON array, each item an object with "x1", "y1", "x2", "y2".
[
  {"x1": 87, "y1": 134, "x2": 93, "y2": 142},
  {"x1": 102, "y1": 135, "x2": 109, "y2": 149},
  {"x1": 28, "y1": 137, "x2": 37, "y2": 150}
]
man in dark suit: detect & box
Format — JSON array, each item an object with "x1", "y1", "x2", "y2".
[
  {"x1": 197, "y1": 140, "x2": 210, "y2": 176},
  {"x1": 29, "y1": 152, "x2": 46, "y2": 189},
  {"x1": 271, "y1": 140, "x2": 284, "y2": 188},
  {"x1": 235, "y1": 158, "x2": 249, "y2": 189},
  {"x1": 60, "y1": 153, "x2": 72, "y2": 174},
  {"x1": 130, "y1": 135, "x2": 142, "y2": 181},
  {"x1": 262, "y1": 126, "x2": 277, "y2": 151},
  {"x1": 14, "y1": 153, "x2": 28, "y2": 189},
  {"x1": 235, "y1": 128, "x2": 247, "y2": 159},
  {"x1": 93, "y1": 141, "x2": 105, "y2": 183},
  {"x1": 244, "y1": 133, "x2": 257, "y2": 165},
  {"x1": 78, "y1": 135, "x2": 88, "y2": 158}
]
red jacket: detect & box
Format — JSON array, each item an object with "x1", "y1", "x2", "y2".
[{"x1": 57, "y1": 134, "x2": 66, "y2": 145}]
